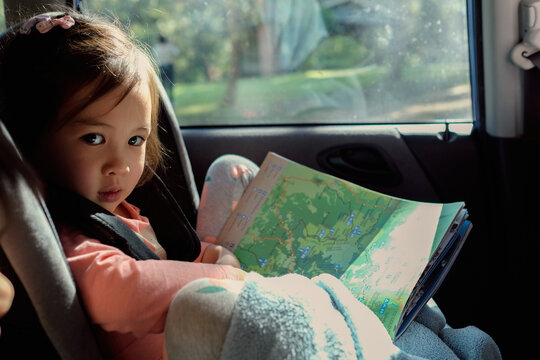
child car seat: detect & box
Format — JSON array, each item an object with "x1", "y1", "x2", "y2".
[
  {"x1": 0, "y1": 80, "x2": 202, "y2": 357},
  {"x1": 0, "y1": 121, "x2": 103, "y2": 359}
]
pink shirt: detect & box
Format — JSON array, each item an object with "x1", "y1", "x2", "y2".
[{"x1": 59, "y1": 201, "x2": 242, "y2": 360}]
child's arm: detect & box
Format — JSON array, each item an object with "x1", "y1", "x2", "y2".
[{"x1": 60, "y1": 227, "x2": 245, "y2": 337}]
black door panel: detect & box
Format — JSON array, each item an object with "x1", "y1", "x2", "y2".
[
  {"x1": 317, "y1": 144, "x2": 403, "y2": 187},
  {"x1": 182, "y1": 125, "x2": 451, "y2": 203}
]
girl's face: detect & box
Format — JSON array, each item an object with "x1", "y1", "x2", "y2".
[{"x1": 41, "y1": 82, "x2": 152, "y2": 215}]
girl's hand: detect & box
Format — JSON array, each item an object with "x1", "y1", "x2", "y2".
[{"x1": 201, "y1": 244, "x2": 242, "y2": 268}]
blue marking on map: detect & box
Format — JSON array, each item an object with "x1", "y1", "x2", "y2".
[
  {"x1": 366, "y1": 242, "x2": 379, "y2": 253},
  {"x1": 236, "y1": 213, "x2": 252, "y2": 222},
  {"x1": 253, "y1": 187, "x2": 268, "y2": 196},
  {"x1": 258, "y1": 258, "x2": 268, "y2": 268},
  {"x1": 379, "y1": 297, "x2": 390, "y2": 314},
  {"x1": 318, "y1": 229, "x2": 326, "y2": 238},
  {"x1": 299, "y1": 246, "x2": 311, "y2": 259},
  {"x1": 346, "y1": 213, "x2": 355, "y2": 226},
  {"x1": 349, "y1": 226, "x2": 363, "y2": 238},
  {"x1": 330, "y1": 228, "x2": 335, "y2": 233},
  {"x1": 268, "y1": 163, "x2": 283, "y2": 171}
]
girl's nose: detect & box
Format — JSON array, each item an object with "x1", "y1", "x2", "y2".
[{"x1": 102, "y1": 156, "x2": 130, "y2": 176}]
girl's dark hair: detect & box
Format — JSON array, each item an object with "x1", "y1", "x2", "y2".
[{"x1": 0, "y1": 8, "x2": 163, "y2": 185}]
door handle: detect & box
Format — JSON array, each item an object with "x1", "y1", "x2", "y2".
[{"x1": 318, "y1": 145, "x2": 402, "y2": 186}]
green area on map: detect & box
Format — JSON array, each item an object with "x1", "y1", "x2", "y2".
[{"x1": 234, "y1": 162, "x2": 410, "y2": 277}]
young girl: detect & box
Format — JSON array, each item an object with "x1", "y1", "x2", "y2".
[{"x1": 0, "y1": 9, "x2": 255, "y2": 359}]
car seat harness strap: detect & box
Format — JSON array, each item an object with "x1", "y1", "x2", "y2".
[{"x1": 48, "y1": 186, "x2": 160, "y2": 261}]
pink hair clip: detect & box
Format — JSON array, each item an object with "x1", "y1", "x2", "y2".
[{"x1": 20, "y1": 14, "x2": 75, "y2": 34}]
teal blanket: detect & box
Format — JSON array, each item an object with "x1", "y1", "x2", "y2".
[{"x1": 165, "y1": 272, "x2": 501, "y2": 359}]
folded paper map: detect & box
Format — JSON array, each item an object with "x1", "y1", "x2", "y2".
[{"x1": 218, "y1": 152, "x2": 471, "y2": 339}]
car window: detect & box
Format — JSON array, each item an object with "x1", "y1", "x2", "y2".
[
  {"x1": 84, "y1": 0, "x2": 472, "y2": 127},
  {"x1": 0, "y1": 0, "x2": 5, "y2": 33}
]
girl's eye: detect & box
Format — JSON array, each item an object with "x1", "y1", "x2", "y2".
[
  {"x1": 81, "y1": 133, "x2": 105, "y2": 145},
  {"x1": 128, "y1": 136, "x2": 145, "y2": 146}
]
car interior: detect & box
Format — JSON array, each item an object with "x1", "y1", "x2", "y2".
[{"x1": 0, "y1": 0, "x2": 537, "y2": 358}]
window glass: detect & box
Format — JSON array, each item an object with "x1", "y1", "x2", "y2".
[
  {"x1": 85, "y1": 0, "x2": 472, "y2": 127},
  {"x1": 0, "y1": 0, "x2": 5, "y2": 33}
]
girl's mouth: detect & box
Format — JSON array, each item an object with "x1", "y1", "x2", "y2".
[{"x1": 98, "y1": 188, "x2": 122, "y2": 203}]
